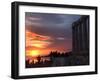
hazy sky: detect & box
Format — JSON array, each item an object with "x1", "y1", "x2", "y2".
[{"x1": 25, "y1": 12, "x2": 81, "y2": 57}]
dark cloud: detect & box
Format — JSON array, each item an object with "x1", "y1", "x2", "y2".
[{"x1": 25, "y1": 12, "x2": 81, "y2": 52}]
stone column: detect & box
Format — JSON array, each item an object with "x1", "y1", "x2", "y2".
[
  {"x1": 86, "y1": 16, "x2": 89, "y2": 50},
  {"x1": 72, "y1": 24, "x2": 77, "y2": 52},
  {"x1": 79, "y1": 21, "x2": 83, "y2": 52}
]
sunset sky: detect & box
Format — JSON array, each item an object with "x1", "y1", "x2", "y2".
[{"x1": 25, "y1": 12, "x2": 81, "y2": 59}]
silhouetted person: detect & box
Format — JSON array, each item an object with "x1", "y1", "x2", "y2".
[{"x1": 37, "y1": 55, "x2": 41, "y2": 63}]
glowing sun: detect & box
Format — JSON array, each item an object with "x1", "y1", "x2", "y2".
[{"x1": 30, "y1": 50, "x2": 39, "y2": 57}]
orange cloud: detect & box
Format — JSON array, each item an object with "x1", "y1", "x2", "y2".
[{"x1": 26, "y1": 30, "x2": 52, "y2": 48}]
